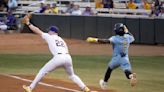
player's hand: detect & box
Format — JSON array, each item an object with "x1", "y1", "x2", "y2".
[
  {"x1": 124, "y1": 25, "x2": 129, "y2": 33},
  {"x1": 22, "y1": 13, "x2": 32, "y2": 25},
  {"x1": 86, "y1": 37, "x2": 98, "y2": 43}
]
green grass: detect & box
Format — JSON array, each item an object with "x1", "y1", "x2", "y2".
[{"x1": 0, "y1": 54, "x2": 164, "y2": 92}]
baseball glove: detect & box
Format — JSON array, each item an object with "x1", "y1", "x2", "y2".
[
  {"x1": 22, "y1": 13, "x2": 32, "y2": 25},
  {"x1": 124, "y1": 25, "x2": 129, "y2": 33},
  {"x1": 86, "y1": 37, "x2": 98, "y2": 43}
]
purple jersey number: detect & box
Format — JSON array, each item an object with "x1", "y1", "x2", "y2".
[{"x1": 55, "y1": 40, "x2": 65, "y2": 47}]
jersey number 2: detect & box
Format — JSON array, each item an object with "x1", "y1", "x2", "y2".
[{"x1": 55, "y1": 40, "x2": 65, "y2": 47}]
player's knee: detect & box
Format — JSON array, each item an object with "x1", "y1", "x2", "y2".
[{"x1": 124, "y1": 70, "x2": 132, "y2": 79}]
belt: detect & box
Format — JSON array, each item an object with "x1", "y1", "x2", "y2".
[
  {"x1": 57, "y1": 53, "x2": 69, "y2": 54},
  {"x1": 120, "y1": 52, "x2": 126, "y2": 57}
]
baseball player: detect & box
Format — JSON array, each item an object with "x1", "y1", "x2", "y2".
[
  {"x1": 21, "y1": 13, "x2": 91, "y2": 92},
  {"x1": 86, "y1": 23, "x2": 137, "y2": 89}
]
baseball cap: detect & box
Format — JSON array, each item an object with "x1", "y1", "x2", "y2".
[{"x1": 48, "y1": 26, "x2": 59, "y2": 33}]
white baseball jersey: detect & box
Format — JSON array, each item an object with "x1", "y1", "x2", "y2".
[{"x1": 41, "y1": 33, "x2": 69, "y2": 56}]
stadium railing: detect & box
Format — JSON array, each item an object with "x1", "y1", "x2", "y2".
[
  {"x1": 16, "y1": 0, "x2": 152, "y2": 18},
  {"x1": 96, "y1": 8, "x2": 151, "y2": 15}
]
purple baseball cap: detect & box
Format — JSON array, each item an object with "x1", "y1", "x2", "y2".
[{"x1": 48, "y1": 26, "x2": 59, "y2": 33}]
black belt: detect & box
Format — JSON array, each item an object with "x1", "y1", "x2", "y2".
[
  {"x1": 57, "y1": 53, "x2": 69, "y2": 54},
  {"x1": 120, "y1": 52, "x2": 126, "y2": 57}
]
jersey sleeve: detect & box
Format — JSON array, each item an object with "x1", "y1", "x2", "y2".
[
  {"x1": 125, "y1": 34, "x2": 135, "y2": 43},
  {"x1": 41, "y1": 33, "x2": 51, "y2": 42},
  {"x1": 129, "y1": 35, "x2": 135, "y2": 43},
  {"x1": 109, "y1": 36, "x2": 115, "y2": 43}
]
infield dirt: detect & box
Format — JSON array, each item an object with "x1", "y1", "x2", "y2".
[{"x1": 0, "y1": 33, "x2": 164, "y2": 56}]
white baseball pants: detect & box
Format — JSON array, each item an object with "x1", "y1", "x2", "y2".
[{"x1": 29, "y1": 54, "x2": 86, "y2": 90}]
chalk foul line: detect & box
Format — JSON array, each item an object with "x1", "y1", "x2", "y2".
[{"x1": 3, "y1": 74, "x2": 81, "y2": 92}]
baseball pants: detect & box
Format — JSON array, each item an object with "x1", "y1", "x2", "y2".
[
  {"x1": 29, "y1": 54, "x2": 86, "y2": 90},
  {"x1": 108, "y1": 55, "x2": 132, "y2": 72}
]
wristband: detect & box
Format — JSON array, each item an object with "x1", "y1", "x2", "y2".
[
  {"x1": 27, "y1": 22, "x2": 31, "y2": 26},
  {"x1": 28, "y1": 23, "x2": 31, "y2": 26}
]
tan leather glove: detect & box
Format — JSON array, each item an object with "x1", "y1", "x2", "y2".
[{"x1": 22, "y1": 13, "x2": 32, "y2": 25}]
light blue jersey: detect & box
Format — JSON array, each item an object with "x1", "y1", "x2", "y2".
[{"x1": 108, "y1": 34, "x2": 134, "y2": 71}]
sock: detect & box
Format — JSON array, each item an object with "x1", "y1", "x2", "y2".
[
  {"x1": 124, "y1": 70, "x2": 132, "y2": 79},
  {"x1": 104, "y1": 67, "x2": 112, "y2": 82}
]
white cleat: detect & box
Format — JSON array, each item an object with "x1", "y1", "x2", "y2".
[
  {"x1": 129, "y1": 73, "x2": 137, "y2": 87},
  {"x1": 23, "y1": 85, "x2": 32, "y2": 92},
  {"x1": 99, "y1": 79, "x2": 107, "y2": 90}
]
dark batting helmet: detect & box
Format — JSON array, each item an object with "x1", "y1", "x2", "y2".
[{"x1": 114, "y1": 23, "x2": 125, "y2": 36}]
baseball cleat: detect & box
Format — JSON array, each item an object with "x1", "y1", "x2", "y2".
[
  {"x1": 82, "y1": 86, "x2": 90, "y2": 92},
  {"x1": 129, "y1": 73, "x2": 137, "y2": 87},
  {"x1": 23, "y1": 85, "x2": 32, "y2": 92},
  {"x1": 99, "y1": 79, "x2": 107, "y2": 90}
]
